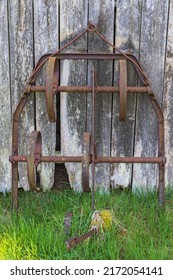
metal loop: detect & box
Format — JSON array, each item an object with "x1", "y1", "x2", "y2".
[
  {"x1": 27, "y1": 131, "x2": 42, "y2": 192},
  {"x1": 46, "y1": 57, "x2": 59, "y2": 122}
]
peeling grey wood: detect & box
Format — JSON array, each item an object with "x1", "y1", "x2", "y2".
[
  {"x1": 34, "y1": 0, "x2": 58, "y2": 190},
  {"x1": 132, "y1": 0, "x2": 169, "y2": 190},
  {"x1": 8, "y1": 0, "x2": 34, "y2": 191},
  {"x1": 111, "y1": 0, "x2": 142, "y2": 189},
  {"x1": 87, "y1": 0, "x2": 114, "y2": 191},
  {"x1": 164, "y1": 0, "x2": 173, "y2": 186},
  {"x1": 0, "y1": 0, "x2": 11, "y2": 192},
  {"x1": 60, "y1": 0, "x2": 88, "y2": 191}
]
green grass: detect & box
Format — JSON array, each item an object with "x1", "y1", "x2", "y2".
[{"x1": 0, "y1": 188, "x2": 173, "y2": 260}]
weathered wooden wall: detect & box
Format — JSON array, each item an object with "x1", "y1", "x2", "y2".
[{"x1": 0, "y1": 0, "x2": 173, "y2": 193}]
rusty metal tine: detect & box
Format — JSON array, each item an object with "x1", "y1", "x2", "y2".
[
  {"x1": 82, "y1": 132, "x2": 91, "y2": 192},
  {"x1": 119, "y1": 60, "x2": 127, "y2": 121},
  {"x1": 91, "y1": 68, "x2": 96, "y2": 211}
]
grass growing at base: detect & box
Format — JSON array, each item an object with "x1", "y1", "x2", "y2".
[{"x1": 0, "y1": 188, "x2": 173, "y2": 260}]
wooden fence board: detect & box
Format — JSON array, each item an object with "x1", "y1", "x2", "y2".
[
  {"x1": 111, "y1": 0, "x2": 142, "y2": 189},
  {"x1": 8, "y1": 0, "x2": 34, "y2": 190},
  {"x1": 0, "y1": 0, "x2": 11, "y2": 192},
  {"x1": 1, "y1": 0, "x2": 173, "y2": 194},
  {"x1": 87, "y1": 0, "x2": 114, "y2": 191},
  {"x1": 132, "y1": 0, "x2": 169, "y2": 190},
  {"x1": 60, "y1": 0, "x2": 88, "y2": 191},
  {"x1": 34, "y1": 0, "x2": 58, "y2": 190},
  {"x1": 164, "y1": 0, "x2": 173, "y2": 186}
]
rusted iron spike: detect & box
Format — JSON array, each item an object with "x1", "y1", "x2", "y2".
[
  {"x1": 66, "y1": 228, "x2": 96, "y2": 250},
  {"x1": 9, "y1": 155, "x2": 166, "y2": 164},
  {"x1": 91, "y1": 68, "x2": 96, "y2": 211},
  {"x1": 27, "y1": 131, "x2": 42, "y2": 192},
  {"x1": 119, "y1": 60, "x2": 127, "y2": 121},
  {"x1": 46, "y1": 57, "x2": 59, "y2": 122},
  {"x1": 82, "y1": 132, "x2": 91, "y2": 192},
  {"x1": 64, "y1": 211, "x2": 73, "y2": 236}
]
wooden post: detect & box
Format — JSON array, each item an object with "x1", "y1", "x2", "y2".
[
  {"x1": 33, "y1": 0, "x2": 58, "y2": 190},
  {"x1": 60, "y1": 0, "x2": 88, "y2": 191},
  {"x1": 87, "y1": 0, "x2": 114, "y2": 191},
  {"x1": 164, "y1": 0, "x2": 173, "y2": 186},
  {"x1": 8, "y1": 0, "x2": 35, "y2": 191},
  {"x1": 0, "y1": 0, "x2": 11, "y2": 192},
  {"x1": 132, "y1": 0, "x2": 169, "y2": 191},
  {"x1": 111, "y1": 0, "x2": 142, "y2": 190}
]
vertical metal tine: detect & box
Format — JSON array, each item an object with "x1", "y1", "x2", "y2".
[
  {"x1": 119, "y1": 60, "x2": 127, "y2": 121},
  {"x1": 91, "y1": 68, "x2": 96, "y2": 211}
]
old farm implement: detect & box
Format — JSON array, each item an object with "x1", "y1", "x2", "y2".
[{"x1": 9, "y1": 23, "x2": 165, "y2": 210}]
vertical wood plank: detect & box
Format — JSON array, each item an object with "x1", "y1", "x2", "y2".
[
  {"x1": 111, "y1": 0, "x2": 142, "y2": 189},
  {"x1": 0, "y1": 0, "x2": 11, "y2": 192},
  {"x1": 8, "y1": 0, "x2": 34, "y2": 190},
  {"x1": 34, "y1": 0, "x2": 58, "y2": 190},
  {"x1": 60, "y1": 0, "x2": 88, "y2": 191},
  {"x1": 164, "y1": 0, "x2": 173, "y2": 186},
  {"x1": 132, "y1": 0, "x2": 169, "y2": 190},
  {"x1": 88, "y1": 0, "x2": 115, "y2": 191}
]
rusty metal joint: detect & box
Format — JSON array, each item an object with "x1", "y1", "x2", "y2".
[
  {"x1": 25, "y1": 85, "x2": 32, "y2": 93},
  {"x1": 87, "y1": 21, "x2": 96, "y2": 32}
]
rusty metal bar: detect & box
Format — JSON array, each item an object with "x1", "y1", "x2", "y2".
[
  {"x1": 146, "y1": 90, "x2": 165, "y2": 205},
  {"x1": 26, "y1": 85, "x2": 152, "y2": 93},
  {"x1": 82, "y1": 132, "x2": 91, "y2": 192},
  {"x1": 94, "y1": 157, "x2": 165, "y2": 164},
  {"x1": 9, "y1": 155, "x2": 165, "y2": 164},
  {"x1": 119, "y1": 60, "x2": 127, "y2": 121},
  {"x1": 66, "y1": 228, "x2": 96, "y2": 250},
  {"x1": 91, "y1": 68, "x2": 96, "y2": 211},
  {"x1": 11, "y1": 91, "x2": 29, "y2": 210}
]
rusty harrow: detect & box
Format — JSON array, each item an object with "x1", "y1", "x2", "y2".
[{"x1": 9, "y1": 22, "x2": 165, "y2": 210}]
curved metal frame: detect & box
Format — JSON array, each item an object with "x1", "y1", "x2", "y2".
[{"x1": 9, "y1": 23, "x2": 165, "y2": 210}]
